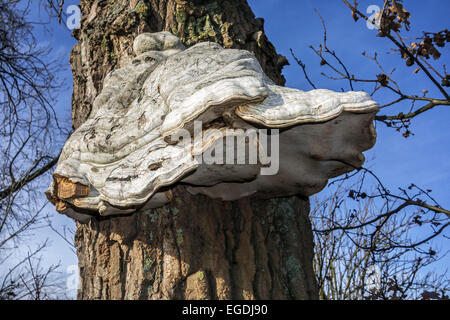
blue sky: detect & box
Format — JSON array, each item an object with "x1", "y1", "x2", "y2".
[
  {"x1": 11, "y1": 0, "x2": 448, "y2": 297},
  {"x1": 248, "y1": 0, "x2": 450, "y2": 209}
]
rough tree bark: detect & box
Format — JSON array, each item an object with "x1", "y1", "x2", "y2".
[{"x1": 71, "y1": 0, "x2": 318, "y2": 299}]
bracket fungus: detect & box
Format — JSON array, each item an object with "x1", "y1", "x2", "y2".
[{"x1": 46, "y1": 32, "x2": 379, "y2": 223}]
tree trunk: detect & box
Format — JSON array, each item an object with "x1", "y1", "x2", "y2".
[{"x1": 71, "y1": 0, "x2": 318, "y2": 300}]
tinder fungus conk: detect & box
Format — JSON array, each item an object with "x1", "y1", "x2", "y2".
[{"x1": 46, "y1": 32, "x2": 378, "y2": 223}]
